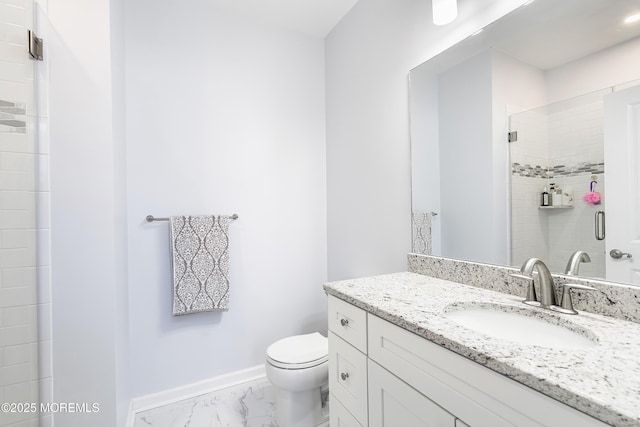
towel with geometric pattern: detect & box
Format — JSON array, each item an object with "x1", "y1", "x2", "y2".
[
  {"x1": 412, "y1": 212, "x2": 433, "y2": 255},
  {"x1": 170, "y1": 215, "x2": 232, "y2": 315}
]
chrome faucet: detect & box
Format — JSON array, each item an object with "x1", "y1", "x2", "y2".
[
  {"x1": 510, "y1": 257, "x2": 598, "y2": 315},
  {"x1": 565, "y1": 251, "x2": 591, "y2": 275},
  {"x1": 510, "y1": 258, "x2": 557, "y2": 308}
]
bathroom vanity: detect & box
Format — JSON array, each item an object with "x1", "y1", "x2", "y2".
[{"x1": 325, "y1": 257, "x2": 640, "y2": 427}]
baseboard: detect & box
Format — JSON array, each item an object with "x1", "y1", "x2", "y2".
[{"x1": 125, "y1": 364, "x2": 266, "y2": 427}]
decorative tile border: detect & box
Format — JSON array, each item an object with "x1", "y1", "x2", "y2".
[
  {"x1": 512, "y1": 163, "x2": 549, "y2": 178},
  {"x1": 512, "y1": 162, "x2": 604, "y2": 178},
  {"x1": 408, "y1": 254, "x2": 640, "y2": 324}
]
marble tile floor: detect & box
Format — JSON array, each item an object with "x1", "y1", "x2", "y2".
[{"x1": 134, "y1": 377, "x2": 277, "y2": 427}]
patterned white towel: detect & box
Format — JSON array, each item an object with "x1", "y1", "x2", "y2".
[
  {"x1": 170, "y1": 215, "x2": 233, "y2": 315},
  {"x1": 412, "y1": 212, "x2": 433, "y2": 255}
]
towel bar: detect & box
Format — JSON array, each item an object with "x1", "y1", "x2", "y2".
[{"x1": 146, "y1": 214, "x2": 239, "y2": 222}]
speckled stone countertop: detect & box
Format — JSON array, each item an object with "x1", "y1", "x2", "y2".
[{"x1": 324, "y1": 272, "x2": 640, "y2": 427}]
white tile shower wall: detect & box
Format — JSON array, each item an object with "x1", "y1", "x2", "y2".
[
  {"x1": 509, "y1": 108, "x2": 548, "y2": 168},
  {"x1": 545, "y1": 99, "x2": 605, "y2": 276},
  {"x1": 510, "y1": 175, "x2": 549, "y2": 266},
  {"x1": 0, "y1": 0, "x2": 42, "y2": 425},
  {"x1": 548, "y1": 100, "x2": 604, "y2": 168},
  {"x1": 510, "y1": 108, "x2": 549, "y2": 267}
]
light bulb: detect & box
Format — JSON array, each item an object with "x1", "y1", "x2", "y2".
[
  {"x1": 624, "y1": 13, "x2": 640, "y2": 24},
  {"x1": 432, "y1": 0, "x2": 457, "y2": 26}
]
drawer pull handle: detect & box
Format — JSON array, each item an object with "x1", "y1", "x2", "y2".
[
  {"x1": 340, "y1": 372, "x2": 349, "y2": 381},
  {"x1": 340, "y1": 318, "x2": 349, "y2": 327}
]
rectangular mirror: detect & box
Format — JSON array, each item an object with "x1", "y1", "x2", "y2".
[{"x1": 409, "y1": 0, "x2": 640, "y2": 285}]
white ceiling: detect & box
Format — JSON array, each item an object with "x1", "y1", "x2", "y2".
[
  {"x1": 209, "y1": 0, "x2": 360, "y2": 38},
  {"x1": 416, "y1": 0, "x2": 640, "y2": 73},
  {"x1": 487, "y1": 0, "x2": 640, "y2": 70}
]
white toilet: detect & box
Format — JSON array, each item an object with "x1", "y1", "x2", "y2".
[{"x1": 265, "y1": 332, "x2": 329, "y2": 427}]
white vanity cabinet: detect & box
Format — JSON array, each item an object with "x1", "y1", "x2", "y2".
[
  {"x1": 368, "y1": 360, "x2": 455, "y2": 426},
  {"x1": 328, "y1": 295, "x2": 609, "y2": 427},
  {"x1": 328, "y1": 296, "x2": 368, "y2": 427}
]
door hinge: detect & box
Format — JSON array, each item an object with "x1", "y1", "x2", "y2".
[
  {"x1": 28, "y1": 30, "x2": 43, "y2": 61},
  {"x1": 508, "y1": 131, "x2": 518, "y2": 143}
]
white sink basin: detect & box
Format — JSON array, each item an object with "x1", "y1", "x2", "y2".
[{"x1": 444, "y1": 303, "x2": 597, "y2": 349}]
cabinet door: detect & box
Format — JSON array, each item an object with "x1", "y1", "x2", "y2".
[
  {"x1": 330, "y1": 394, "x2": 364, "y2": 427},
  {"x1": 329, "y1": 332, "x2": 368, "y2": 425},
  {"x1": 369, "y1": 361, "x2": 455, "y2": 427},
  {"x1": 368, "y1": 314, "x2": 608, "y2": 427}
]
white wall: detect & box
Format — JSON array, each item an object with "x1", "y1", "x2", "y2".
[
  {"x1": 125, "y1": 0, "x2": 327, "y2": 397},
  {"x1": 109, "y1": 0, "x2": 130, "y2": 423},
  {"x1": 438, "y1": 52, "x2": 494, "y2": 262},
  {"x1": 547, "y1": 37, "x2": 640, "y2": 103},
  {"x1": 325, "y1": 0, "x2": 531, "y2": 280},
  {"x1": 492, "y1": 51, "x2": 548, "y2": 264},
  {"x1": 47, "y1": 0, "x2": 128, "y2": 424},
  {"x1": 410, "y1": 69, "x2": 441, "y2": 254}
]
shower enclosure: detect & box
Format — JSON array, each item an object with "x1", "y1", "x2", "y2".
[
  {"x1": 509, "y1": 90, "x2": 608, "y2": 279},
  {"x1": 0, "y1": 0, "x2": 48, "y2": 424}
]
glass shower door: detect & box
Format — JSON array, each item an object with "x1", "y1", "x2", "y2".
[{"x1": 0, "y1": 0, "x2": 41, "y2": 424}]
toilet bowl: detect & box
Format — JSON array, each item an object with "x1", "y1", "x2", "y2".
[{"x1": 265, "y1": 332, "x2": 329, "y2": 427}]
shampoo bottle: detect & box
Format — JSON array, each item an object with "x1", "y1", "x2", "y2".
[
  {"x1": 555, "y1": 186, "x2": 563, "y2": 206},
  {"x1": 541, "y1": 187, "x2": 549, "y2": 206}
]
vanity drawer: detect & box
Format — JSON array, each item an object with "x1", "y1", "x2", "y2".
[
  {"x1": 329, "y1": 331, "x2": 368, "y2": 426},
  {"x1": 328, "y1": 295, "x2": 367, "y2": 353}
]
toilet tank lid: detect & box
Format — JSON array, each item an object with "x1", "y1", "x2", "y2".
[{"x1": 266, "y1": 332, "x2": 328, "y2": 365}]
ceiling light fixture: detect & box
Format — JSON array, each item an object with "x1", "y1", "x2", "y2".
[
  {"x1": 624, "y1": 13, "x2": 640, "y2": 24},
  {"x1": 432, "y1": 0, "x2": 457, "y2": 26}
]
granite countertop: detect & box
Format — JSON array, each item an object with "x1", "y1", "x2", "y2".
[{"x1": 324, "y1": 272, "x2": 640, "y2": 427}]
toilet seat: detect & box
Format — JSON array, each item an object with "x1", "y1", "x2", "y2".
[{"x1": 267, "y1": 332, "x2": 328, "y2": 370}]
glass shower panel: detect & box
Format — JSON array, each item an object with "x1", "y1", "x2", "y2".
[
  {"x1": 0, "y1": 0, "x2": 40, "y2": 424},
  {"x1": 509, "y1": 90, "x2": 608, "y2": 280}
]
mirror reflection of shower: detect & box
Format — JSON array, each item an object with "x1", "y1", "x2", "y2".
[{"x1": 509, "y1": 89, "x2": 608, "y2": 279}]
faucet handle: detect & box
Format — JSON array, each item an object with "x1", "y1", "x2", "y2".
[
  {"x1": 509, "y1": 273, "x2": 539, "y2": 306},
  {"x1": 551, "y1": 283, "x2": 597, "y2": 315}
]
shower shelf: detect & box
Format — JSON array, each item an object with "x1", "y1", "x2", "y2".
[
  {"x1": 538, "y1": 206, "x2": 574, "y2": 210},
  {"x1": 0, "y1": 99, "x2": 27, "y2": 131}
]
